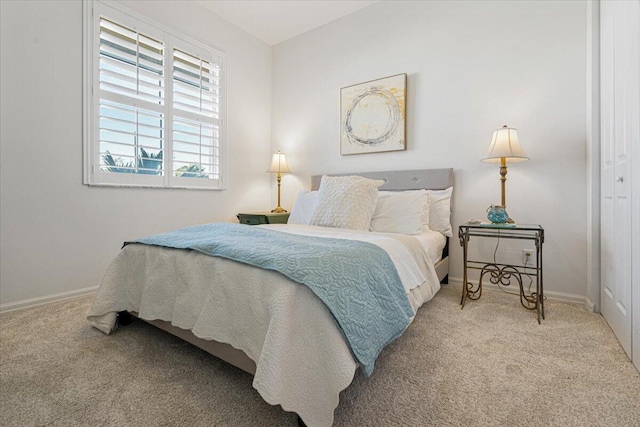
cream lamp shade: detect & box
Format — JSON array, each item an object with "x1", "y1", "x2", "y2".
[
  {"x1": 268, "y1": 151, "x2": 291, "y2": 213},
  {"x1": 481, "y1": 126, "x2": 529, "y2": 163},
  {"x1": 267, "y1": 151, "x2": 291, "y2": 174}
]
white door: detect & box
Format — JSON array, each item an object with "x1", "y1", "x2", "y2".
[
  {"x1": 600, "y1": 0, "x2": 638, "y2": 359},
  {"x1": 629, "y1": 2, "x2": 640, "y2": 373}
]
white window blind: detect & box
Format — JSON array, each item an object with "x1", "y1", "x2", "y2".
[
  {"x1": 98, "y1": 18, "x2": 165, "y2": 177},
  {"x1": 172, "y1": 49, "x2": 221, "y2": 179},
  {"x1": 84, "y1": 1, "x2": 226, "y2": 189},
  {"x1": 99, "y1": 19, "x2": 165, "y2": 106}
]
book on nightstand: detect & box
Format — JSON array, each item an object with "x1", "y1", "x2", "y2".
[
  {"x1": 465, "y1": 220, "x2": 517, "y2": 228},
  {"x1": 475, "y1": 222, "x2": 517, "y2": 228}
]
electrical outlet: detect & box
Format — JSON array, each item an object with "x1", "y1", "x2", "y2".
[{"x1": 522, "y1": 250, "x2": 533, "y2": 265}]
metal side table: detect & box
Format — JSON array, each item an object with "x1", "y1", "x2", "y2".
[{"x1": 459, "y1": 224, "x2": 545, "y2": 323}]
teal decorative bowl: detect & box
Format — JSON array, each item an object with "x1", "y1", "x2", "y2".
[{"x1": 486, "y1": 205, "x2": 509, "y2": 224}]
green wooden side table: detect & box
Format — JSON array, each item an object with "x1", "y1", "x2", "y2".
[{"x1": 236, "y1": 212, "x2": 290, "y2": 226}]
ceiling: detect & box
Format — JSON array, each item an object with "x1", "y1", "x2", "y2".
[{"x1": 197, "y1": 1, "x2": 378, "y2": 46}]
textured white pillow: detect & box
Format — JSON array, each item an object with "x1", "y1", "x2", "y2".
[
  {"x1": 370, "y1": 190, "x2": 429, "y2": 235},
  {"x1": 310, "y1": 175, "x2": 385, "y2": 230},
  {"x1": 288, "y1": 190, "x2": 318, "y2": 225},
  {"x1": 427, "y1": 187, "x2": 453, "y2": 237}
]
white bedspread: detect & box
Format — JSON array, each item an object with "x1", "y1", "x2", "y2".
[{"x1": 88, "y1": 225, "x2": 442, "y2": 426}]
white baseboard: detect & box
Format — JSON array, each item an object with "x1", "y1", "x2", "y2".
[
  {"x1": 0, "y1": 286, "x2": 99, "y2": 314},
  {"x1": 1, "y1": 279, "x2": 592, "y2": 314},
  {"x1": 448, "y1": 277, "x2": 590, "y2": 309},
  {"x1": 585, "y1": 297, "x2": 597, "y2": 312}
]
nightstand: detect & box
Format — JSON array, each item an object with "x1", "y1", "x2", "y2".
[
  {"x1": 236, "y1": 212, "x2": 290, "y2": 226},
  {"x1": 459, "y1": 223, "x2": 545, "y2": 323}
]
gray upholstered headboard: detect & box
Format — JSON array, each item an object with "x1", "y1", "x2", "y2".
[{"x1": 311, "y1": 168, "x2": 453, "y2": 191}]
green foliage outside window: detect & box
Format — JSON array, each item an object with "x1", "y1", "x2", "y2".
[{"x1": 102, "y1": 148, "x2": 207, "y2": 178}]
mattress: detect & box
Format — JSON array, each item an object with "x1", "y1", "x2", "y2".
[{"x1": 414, "y1": 230, "x2": 447, "y2": 264}]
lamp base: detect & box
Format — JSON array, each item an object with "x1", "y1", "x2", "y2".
[{"x1": 271, "y1": 207, "x2": 288, "y2": 213}]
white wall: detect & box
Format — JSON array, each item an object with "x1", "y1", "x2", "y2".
[
  {"x1": 272, "y1": 1, "x2": 588, "y2": 298},
  {"x1": 0, "y1": 0, "x2": 272, "y2": 306},
  {"x1": 0, "y1": 0, "x2": 591, "y2": 306}
]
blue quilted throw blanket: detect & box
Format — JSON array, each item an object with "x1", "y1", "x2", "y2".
[{"x1": 128, "y1": 222, "x2": 413, "y2": 376}]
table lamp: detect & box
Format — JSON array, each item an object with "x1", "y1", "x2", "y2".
[
  {"x1": 481, "y1": 125, "x2": 529, "y2": 223},
  {"x1": 268, "y1": 150, "x2": 291, "y2": 213}
]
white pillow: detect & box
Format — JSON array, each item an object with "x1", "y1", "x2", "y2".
[
  {"x1": 310, "y1": 175, "x2": 385, "y2": 231},
  {"x1": 288, "y1": 190, "x2": 318, "y2": 225},
  {"x1": 427, "y1": 187, "x2": 453, "y2": 237},
  {"x1": 370, "y1": 190, "x2": 429, "y2": 235}
]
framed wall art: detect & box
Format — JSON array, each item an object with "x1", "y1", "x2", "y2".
[{"x1": 340, "y1": 73, "x2": 407, "y2": 155}]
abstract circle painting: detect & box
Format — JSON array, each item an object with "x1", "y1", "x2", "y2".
[{"x1": 340, "y1": 74, "x2": 406, "y2": 155}]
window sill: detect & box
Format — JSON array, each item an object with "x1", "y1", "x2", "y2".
[{"x1": 85, "y1": 182, "x2": 226, "y2": 191}]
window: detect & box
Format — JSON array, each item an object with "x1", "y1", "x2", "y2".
[{"x1": 83, "y1": 1, "x2": 226, "y2": 189}]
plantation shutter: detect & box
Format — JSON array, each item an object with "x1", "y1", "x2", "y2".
[
  {"x1": 98, "y1": 17, "x2": 166, "y2": 176},
  {"x1": 86, "y1": 2, "x2": 226, "y2": 189},
  {"x1": 172, "y1": 49, "x2": 221, "y2": 180}
]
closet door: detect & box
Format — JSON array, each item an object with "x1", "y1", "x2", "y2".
[
  {"x1": 600, "y1": 0, "x2": 638, "y2": 359},
  {"x1": 629, "y1": 1, "x2": 640, "y2": 372}
]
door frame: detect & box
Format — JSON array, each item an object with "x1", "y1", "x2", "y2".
[{"x1": 587, "y1": 0, "x2": 601, "y2": 313}]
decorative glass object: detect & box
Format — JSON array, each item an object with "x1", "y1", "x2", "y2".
[{"x1": 486, "y1": 205, "x2": 509, "y2": 224}]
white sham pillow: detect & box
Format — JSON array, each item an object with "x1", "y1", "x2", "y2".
[
  {"x1": 370, "y1": 190, "x2": 429, "y2": 235},
  {"x1": 288, "y1": 190, "x2": 318, "y2": 225},
  {"x1": 427, "y1": 187, "x2": 453, "y2": 237},
  {"x1": 310, "y1": 175, "x2": 385, "y2": 231}
]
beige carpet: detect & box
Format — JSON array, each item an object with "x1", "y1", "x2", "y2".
[{"x1": 1, "y1": 285, "x2": 639, "y2": 426}]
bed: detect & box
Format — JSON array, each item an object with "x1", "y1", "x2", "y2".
[{"x1": 88, "y1": 168, "x2": 453, "y2": 426}]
